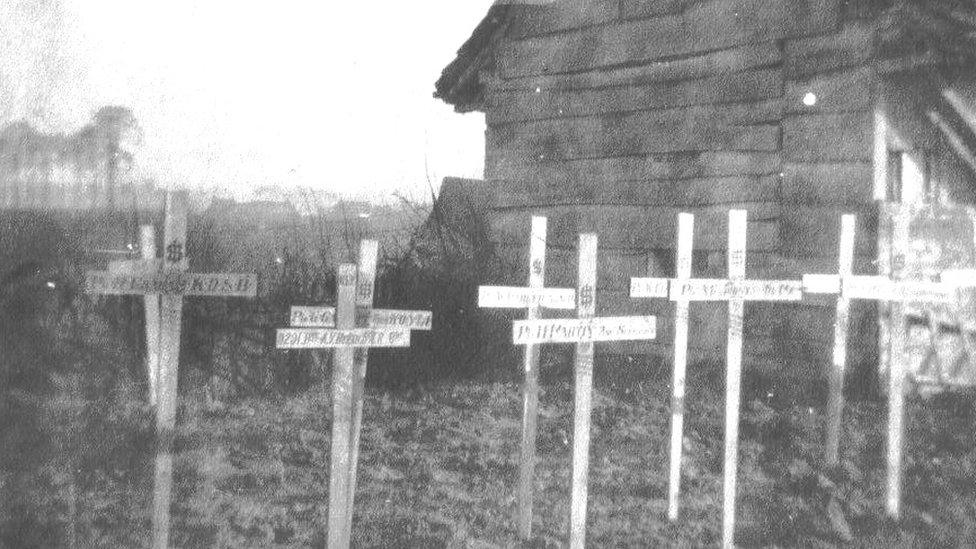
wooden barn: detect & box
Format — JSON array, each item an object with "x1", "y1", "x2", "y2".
[{"x1": 434, "y1": 0, "x2": 976, "y2": 384}]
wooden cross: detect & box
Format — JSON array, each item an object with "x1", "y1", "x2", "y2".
[
  {"x1": 512, "y1": 233, "x2": 657, "y2": 549},
  {"x1": 107, "y1": 225, "x2": 162, "y2": 405},
  {"x1": 629, "y1": 213, "x2": 690, "y2": 522},
  {"x1": 476, "y1": 216, "x2": 576, "y2": 539},
  {"x1": 276, "y1": 240, "x2": 431, "y2": 548},
  {"x1": 85, "y1": 191, "x2": 258, "y2": 549},
  {"x1": 802, "y1": 212, "x2": 966, "y2": 519},
  {"x1": 636, "y1": 210, "x2": 803, "y2": 546}
]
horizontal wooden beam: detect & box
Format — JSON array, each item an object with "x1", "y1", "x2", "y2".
[
  {"x1": 487, "y1": 68, "x2": 783, "y2": 124},
  {"x1": 489, "y1": 42, "x2": 781, "y2": 93},
  {"x1": 488, "y1": 204, "x2": 780, "y2": 251},
  {"x1": 485, "y1": 151, "x2": 782, "y2": 184},
  {"x1": 488, "y1": 175, "x2": 780, "y2": 209},
  {"x1": 488, "y1": 100, "x2": 783, "y2": 162},
  {"x1": 498, "y1": 0, "x2": 839, "y2": 78}
]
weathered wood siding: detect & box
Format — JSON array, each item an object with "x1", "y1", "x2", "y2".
[{"x1": 479, "y1": 0, "x2": 883, "y2": 378}]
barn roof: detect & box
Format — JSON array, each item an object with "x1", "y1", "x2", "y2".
[
  {"x1": 434, "y1": 0, "x2": 976, "y2": 113},
  {"x1": 433, "y1": 3, "x2": 513, "y2": 113}
]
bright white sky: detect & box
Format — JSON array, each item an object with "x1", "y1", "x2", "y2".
[{"x1": 0, "y1": 1, "x2": 492, "y2": 202}]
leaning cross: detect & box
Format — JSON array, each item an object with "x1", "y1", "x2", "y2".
[
  {"x1": 476, "y1": 216, "x2": 576, "y2": 539},
  {"x1": 636, "y1": 210, "x2": 803, "y2": 546},
  {"x1": 802, "y1": 211, "x2": 967, "y2": 519},
  {"x1": 107, "y1": 225, "x2": 163, "y2": 406},
  {"x1": 512, "y1": 233, "x2": 658, "y2": 549},
  {"x1": 85, "y1": 191, "x2": 258, "y2": 549}
]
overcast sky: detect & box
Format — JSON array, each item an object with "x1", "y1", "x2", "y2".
[{"x1": 0, "y1": 1, "x2": 492, "y2": 202}]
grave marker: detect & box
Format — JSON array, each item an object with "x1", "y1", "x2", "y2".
[
  {"x1": 511, "y1": 234, "x2": 658, "y2": 549},
  {"x1": 630, "y1": 213, "x2": 691, "y2": 521},
  {"x1": 85, "y1": 192, "x2": 258, "y2": 549},
  {"x1": 107, "y1": 225, "x2": 162, "y2": 405},
  {"x1": 477, "y1": 216, "x2": 576, "y2": 539},
  {"x1": 631, "y1": 211, "x2": 804, "y2": 537},
  {"x1": 802, "y1": 211, "x2": 975, "y2": 519},
  {"x1": 275, "y1": 242, "x2": 431, "y2": 548}
]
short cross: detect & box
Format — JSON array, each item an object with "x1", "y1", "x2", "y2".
[
  {"x1": 85, "y1": 191, "x2": 258, "y2": 549},
  {"x1": 512, "y1": 234, "x2": 657, "y2": 549},
  {"x1": 476, "y1": 216, "x2": 576, "y2": 539}
]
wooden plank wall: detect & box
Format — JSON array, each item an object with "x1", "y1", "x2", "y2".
[{"x1": 479, "y1": 0, "x2": 882, "y2": 378}]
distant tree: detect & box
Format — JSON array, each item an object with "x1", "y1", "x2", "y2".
[{"x1": 92, "y1": 106, "x2": 142, "y2": 209}]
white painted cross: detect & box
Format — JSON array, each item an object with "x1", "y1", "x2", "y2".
[
  {"x1": 107, "y1": 225, "x2": 162, "y2": 406},
  {"x1": 85, "y1": 191, "x2": 258, "y2": 549},
  {"x1": 476, "y1": 216, "x2": 576, "y2": 540},
  {"x1": 629, "y1": 213, "x2": 690, "y2": 522},
  {"x1": 275, "y1": 240, "x2": 431, "y2": 548},
  {"x1": 802, "y1": 211, "x2": 972, "y2": 519},
  {"x1": 637, "y1": 210, "x2": 803, "y2": 546},
  {"x1": 512, "y1": 234, "x2": 657, "y2": 549}
]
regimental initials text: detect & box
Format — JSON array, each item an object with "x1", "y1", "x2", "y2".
[
  {"x1": 512, "y1": 317, "x2": 657, "y2": 345},
  {"x1": 670, "y1": 279, "x2": 802, "y2": 301},
  {"x1": 86, "y1": 271, "x2": 257, "y2": 296},
  {"x1": 276, "y1": 328, "x2": 411, "y2": 348}
]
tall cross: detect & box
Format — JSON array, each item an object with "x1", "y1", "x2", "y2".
[
  {"x1": 476, "y1": 216, "x2": 576, "y2": 539},
  {"x1": 629, "y1": 213, "x2": 690, "y2": 521},
  {"x1": 802, "y1": 211, "x2": 966, "y2": 519},
  {"x1": 276, "y1": 240, "x2": 432, "y2": 548},
  {"x1": 512, "y1": 233, "x2": 658, "y2": 549},
  {"x1": 635, "y1": 210, "x2": 803, "y2": 546},
  {"x1": 85, "y1": 191, "x2": 258, "y2": 549}
]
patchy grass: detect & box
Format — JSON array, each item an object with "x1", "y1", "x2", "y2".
[{"x1": 34, "y1": 356, "x2": 968, "y2": 548}]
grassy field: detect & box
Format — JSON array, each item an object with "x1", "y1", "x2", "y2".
[{"x1": 17, "y1": 354, "x2": 974, "y2": 548}]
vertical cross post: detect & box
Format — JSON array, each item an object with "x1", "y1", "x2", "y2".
[
  {"x1": 886, "y1": 207, "x2": 910, "y2": 519},
  {"x1": 723, "y1": 209, "x2": 747, "y2": 549},
  {"x1": 669, "y1": 213, "x2": 693, "y2": 521},
  {"x1": 328, "y1": 264, "x2": 357, "y2": 549},
  {"x1": 825, "y1": 215, "x2": 856, "y2": 465},
  {"x1": 569, "y1": 234, "x2": 597, "y2": 549},
  {"x1": 141, "y1": 225, "x2": 162, "y2": 406},
  {"x1": 346, "y1": 240, "x2": 379, "y2": 543},
  {"x1": 478, "y1": 217, "x2": 577, "y2": 539},
  {"x1": 152, "y1": 192, "x2": 189, "y2": 549},
  {"x1": 107, "y1": 224, "x2": 163, "y2": 405},
  {"x1": 628, "y1": 215, "x2": 692, "y2": 521},
  {"x1": 519, "y1": 216, "x2": 546, "y2": 539}
]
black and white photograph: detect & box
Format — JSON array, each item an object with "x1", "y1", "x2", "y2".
[{"x1": 2, "y1": 1, "x2": 976, "y2": 547}]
